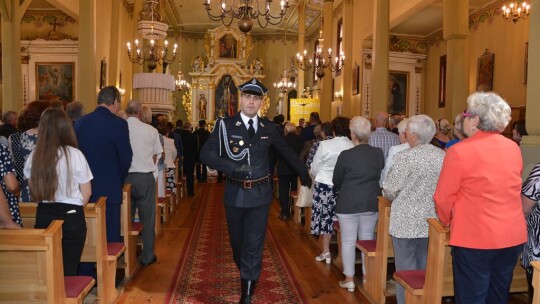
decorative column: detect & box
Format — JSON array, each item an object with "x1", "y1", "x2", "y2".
[
  {"x1": 320, "y1": 0, "x2": 333, "y2": 122},
  {"x1": 342, "y1": 0, "x2": 353, "y2": 116},
  {"x1": 1, "y1": 0, "x2": 27, "y2": 112},
  {"x1": 521, "y1": 0, "x2": 540, "y2": 175},
  {"x1": 78, "y1": 0, "x2": 97, "y2": 109},
  {"x1": 297, "y1": 1, "x2": 306, "y2": 102},
  {"x1": 370, "y1": 0, "x2": 390, "y2": 115},
  {"x1": 443, "y1": 0, "x2": 469, "y2": 120}
]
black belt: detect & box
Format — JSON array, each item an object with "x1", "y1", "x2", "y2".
[{"x1": 225, "y1": 175, "x2": 270, "y2": 189}]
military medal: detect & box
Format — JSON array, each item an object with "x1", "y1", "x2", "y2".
[
  {"x1": 233, "y1": 147, "x2": 239, "y2": 153},
  {"x1": 239, "y1": 140, "x2": 244, "y2": 146}
]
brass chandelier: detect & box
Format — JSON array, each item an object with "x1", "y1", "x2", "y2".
[{"x1": 501, "y1": 1, "x2": 530, "y2": 23}]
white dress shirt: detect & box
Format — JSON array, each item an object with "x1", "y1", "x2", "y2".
[
  {"x1": 379, "y1": 142, "x2": 410, "y2": 187},
  {"x1": 240, "y1": 112, "x2": 258, "y2": 132},
  {"x1": 127, "y1": 117, "x2": 163, "y2": 173}
]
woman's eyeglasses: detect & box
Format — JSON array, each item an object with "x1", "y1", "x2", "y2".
[{"x1": 462, "y1": 110, "x2": 474, "y2": 118}]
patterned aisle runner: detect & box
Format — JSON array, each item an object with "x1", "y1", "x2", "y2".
[{"x1": 165, "y1": 183, "x2": 306, "y2": 304}]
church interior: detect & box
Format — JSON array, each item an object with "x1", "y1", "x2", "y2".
[{"x1": 0, "y1": 0, "x2": 539, "y2": 303}]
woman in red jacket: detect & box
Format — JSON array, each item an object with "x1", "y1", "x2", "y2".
[{"x1": 434, "y1": 92, "x2": 526, "y2": 304}]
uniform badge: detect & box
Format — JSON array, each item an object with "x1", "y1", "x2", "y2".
[
  {"x1": 239, "y1": 140, "x2": 244, "y2": 146},
  {"x1": 233, "y1": 147, "x2": 239, "y2": 153},
  {"x1": 260, "y1": 122, "x2": 265, "y2": 127},
  {"x1": 235, "y1": 121, "x2": 242, "y2": 127}
]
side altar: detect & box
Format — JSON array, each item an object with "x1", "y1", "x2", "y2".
[{"x1": 187, "y1": 26, "x2": 268, "y2": 123}]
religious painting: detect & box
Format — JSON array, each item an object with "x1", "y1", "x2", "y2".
[
  {"x1": 476, "y1": 51, "x2": 494, "y2": 91},
  {"x1": 215, "y1": 74, "x2": 238, "y2": 119},
  {"x1": 100, "y1": 59, "x2": 107, "y2": 89},
  {"x1": 36, "y1": 62, "x2": 74, "y2": 104},
  {"x1": 439, "y1": 55, "x2": 447, "y2": 108},
  {"x1": 352, "y1": 64, "x2": 360, "y2": 95},
  {"x1": 388, "y1": 71, "x2": 408, "y2": 115},
  {"x1": 218, "y1": 34, "x2": 237, "y2": 59}
]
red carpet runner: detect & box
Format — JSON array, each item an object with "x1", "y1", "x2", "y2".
[{"x1": 165, "y1": 183, "x2": 307, "y2": 304}]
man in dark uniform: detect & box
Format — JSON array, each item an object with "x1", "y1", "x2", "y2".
[
  {"x1": 200, "y1": 78, "x2": 311, "y2": 304},
  {"x1": 194, "y1": 119, "x2": 210, "y2": 183}
]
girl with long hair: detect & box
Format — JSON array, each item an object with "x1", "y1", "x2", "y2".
[{"x1": 24, "y1": 108, "x2": 93, "y2": 275}]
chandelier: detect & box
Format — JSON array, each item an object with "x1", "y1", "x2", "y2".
[
  {"x1": 126, "y1": 0, "x2": 177, "y2": 71},
  {"x1": 296, "y1": 17, "x2": 344, "y2": 79},
  {"x1": 203, "y1": 0, "x2": 290, "y2": 33},
  {"x1": 273, "y1": 72, "x2": 296, "y2": 96},
  {"x1": 501, "y1": 1, "x2": 530, "y2": 23},
  {"x1": 175, "y1": 71, "x2": 191, "y2": 91}
]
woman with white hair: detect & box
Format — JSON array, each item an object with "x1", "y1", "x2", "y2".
[
  {"x1": 379, "y1": 118, "x2": 409, "y2": 186},
  {"x1": 382, "y1": 114, "x2": 445, "y2": 304},
  {"x1": 332, "y1": 116, "x2": 384, "y2": 291},
  {"x1": 431, "y1": 118, "x2": 451, "y2": 149},
  {"x1": 434, "y1": 92, "x2": 526, "y2": 303}
]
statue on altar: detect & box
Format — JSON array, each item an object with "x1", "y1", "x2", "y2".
[
  {"x1": 199, "y1": 94, "x2": 207, "y2": 119},
  {"x1": 215, "y1": 75, "x2": 238, "y2": 118},
  {"x1": 254, "y1": 58, "x2": 263, "y2": 75}
]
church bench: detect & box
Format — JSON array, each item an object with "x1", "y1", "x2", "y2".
[
  {"x1": 0, "y1": 220, "x2": 95, "y2": 303},
  {"x1": 355, "y1": 196, "x2": 394, "y2": 304},
  {"x1": 393, "y1": 218, "x2": 528, "y2": 304},
  {"x1": 155, "y1": 172, "x2": 171, "y2": 235},
  {"x1": 81, "y1": 197, "x2": 126, "y2": 304},
  {"x1": 532, "y1": 261, "x2": 540, "y2": 303},
  {"x1": 120, "y1": 183, "x2": 142, "y2": 278}
]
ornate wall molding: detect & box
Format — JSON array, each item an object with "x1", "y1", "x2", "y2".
[
  {"x1": 21, "y1": 13, "x2": 78, "y2": 41},
  {"x1": 123, "y1": 0, "x2": 134, "y2": 19},
  {"x1": 426, "y1": 30, "x2": 444, "y2": 47},
  {"x1": 389, "y1": 35, "x2": 428, "y2": 55},
  {"x1": 468, "y1": 0, "x2": 505, "y2": 31}
]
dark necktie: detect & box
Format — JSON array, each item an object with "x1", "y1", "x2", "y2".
[{"x1": 248, "y1": 119, "x2": 255, "y2": 138}]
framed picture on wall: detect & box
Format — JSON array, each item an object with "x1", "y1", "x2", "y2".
[
  {"x1": 439, "y1": 55, "x2": 447, "y2": 108},
  {"x1": 36, "y1": 62, "x2": 74, "y2": 103},
  {"x1": 388, "y1": 71, "x2": 409, "y2": 115},
  {"x1": 476, "y1": 50, "x2": 494, "y2": 91},
  {"x1": 352, "y1": 64, "x2": 360, "y2": 95}
]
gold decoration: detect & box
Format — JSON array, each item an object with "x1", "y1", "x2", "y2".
[
  {"x1": 259, "y1": 95, "x2": 270, "y2": 117},
  {"x1": 182, "y1": 87, "x2": 193, "y2": 122}
]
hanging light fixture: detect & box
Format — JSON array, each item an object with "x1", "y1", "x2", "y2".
[
  {"x1": 501, "y1": 1, "x2": 530, "y2": 23},
  {"x1": 203, "y1": 0, "x2": 290, "y2": 33},
  {"x1": 274, "y1": 31, "x2": 296, "y2": 97},
  {"x1": 126, "y1": 0, "x2": 177, "y2": 71},
  {"x1": 295, "y1": 16, "x2": 344, "y2": 79},
  {"x1": 175, "y1": 71, "x2": 191, "y2": 91}
]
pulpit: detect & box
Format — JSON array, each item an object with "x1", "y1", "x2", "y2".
[{"x1": 133, "y1": 73, "x2": 175, "y2": 115}]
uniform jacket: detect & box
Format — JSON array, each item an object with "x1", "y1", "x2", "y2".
[
  {"x1": 75, "y1": 106, "x2": 133, "y2": 205},
  {"x1": 200, "y1": 112, "x2": 309, "y2": 208},
  {"x1": 276, "y1": 132, "x2": 304, "y2": 176}
]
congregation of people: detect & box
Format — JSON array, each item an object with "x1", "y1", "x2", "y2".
[{"x1": 0, "y1": 86, "x2": 538, "y2": 304}]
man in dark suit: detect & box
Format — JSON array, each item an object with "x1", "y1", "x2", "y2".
[
  {"x1": 200, "y1": 78, "x2": 311, "y2": 304},
  {"x1": 193, "y1": 119, "x2": 210, "y2": 183},
  {"x1": 0, "y1": 111, "x2": 18, "y2": 139},
  {"x1": 277, "y1": 122, "x2": 304, "y2": 220},
  {"x1": 75, "y1": 86, "x2": 133, "y2": 242},
  {"x1": 179, "y1": 120, "x2": 198, "y2": 197}
]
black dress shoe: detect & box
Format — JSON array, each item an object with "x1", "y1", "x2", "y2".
[
  {"x1": 239, "y1": 279, "x2": 256, "y2": 304},
  {"x1": 141, "y1": 256, "x2": 157, "y2": 266}
]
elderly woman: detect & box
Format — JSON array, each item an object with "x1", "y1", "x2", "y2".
[
  {"x1": 333, "y1": 116, "x2": 384, "y2": 291},
  {"x1": 445, "y1": 113, "x2": 467, "y2": 150},
  {"x1": 311, "y1": 116, "x2": 353, "y2": 264},
  {"x1": 379, "y1": 118, "x2": 409, "y2": 186},
  {"x1": 434, "y1": 92, "x2": 526, "y2": 303},
  {"x1": 431, "y1": 118, "x2": 451, "y2": 149},
  {"x1": 382, "y1": 114, "x2": 445, "y2": 304}
]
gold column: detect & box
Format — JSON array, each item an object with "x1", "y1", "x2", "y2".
[
  {"x1": 320, "y1": 0, "x2": 333, "y2": 122},
  {"x1": 342, "y1": 0, "x2": 353, "y2": 116},
  {"x1": 443, "y1": 0, "x2": 469, "y2": 120},
  {"x1": 370, "y1": 0, "x2": 390, "y2": 114},
  {"x1": 78, "y1": 0, "x2": 97, "y2": 109},
  {"x1": 131, "y1": 0, "x2": 144, "y2": 100},
  {"x1": 297, "y1": 1, "x2": 305, "y2": 97},
  {"x1": 108, "y1": 0, "x2": 122, "y2": 86},
  {"x1": 1, "y1": 0, "x2": 26, "y2": 112},
  {"x1": 521, "y1": 0, "x2": 540, "y2": 175}
]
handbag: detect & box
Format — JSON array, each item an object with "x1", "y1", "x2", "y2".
[{"x1": 296, "y1": 183, "x2": 313, "y2": 208}]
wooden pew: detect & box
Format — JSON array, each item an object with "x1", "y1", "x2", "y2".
[
  {"x1": 355, "y1": 196, "x2": 394, "y2": 304},
  {"x1": 0, "y1": 220, "x2": 95, "y2": 303},
  {"x1": 532, "y1": 261, "x2": 540, "y2": 303},
  {"x1": 81, "y1": 197, "x2": 126, "y2": 304},
  {"x1": 120, "y1": 184, "x2": 142, "y2": 278},
  {"x1": 393, "y1": 218, "x2": 528, "y2": 304},
  {"x1": 156, "y1": 171, "x2": 171, "y2": 229}
]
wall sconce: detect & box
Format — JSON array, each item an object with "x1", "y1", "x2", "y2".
[
  {"x1": 334, "y1": 91, "x2": 343, "y2": 101},
  {"x1": 117, "y1": 87, "x2": 126, "y2": 96}
]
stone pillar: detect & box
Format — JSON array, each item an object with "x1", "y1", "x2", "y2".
[
  {"x1": 370, "y1": 0, "x2": 390, "y2": 115},
  {"x1": 78, "y1": 0, "x2": 97, "y2": 109},
  {"x1": 443, "y1": 0, "x2": 469, "y2": 120},
  {"x1": 1, "y1": 0, "x2": 25, "y2": 112},
  {"x1": 320, "y1": 0, "x2": 333, "y2": 122},
  {"x1": 297, "y1": 1, "x2": 306, "y2": 101},
  {"x1": 521, "y1": 0, "x2": 540, "y2": 176},
  {"x1": 342, "y1": 0, "x2": 353, "y2": 115}
]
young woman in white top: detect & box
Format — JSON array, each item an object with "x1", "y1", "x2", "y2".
[{"x1": 24, "y1": 108, "x2": 93, "y2": 276}]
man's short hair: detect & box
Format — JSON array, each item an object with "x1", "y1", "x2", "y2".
[
  {"x1": 66, "y1": 101, "x2": 84, "y2": 121},
  {"x1": 2, "y1": 111, "x2": 17, "y2": 124},
  {"x1": 97, "y1": 86, "x2": 121, "y2": 105},
  {"x1": 199, "y1": 119, "x2": 206, "y2": 127},
  {"x1": 309, "y1": 112, "x2": 320, "y2": 123},
  {"x1": 176, "y1": 119, "x2": 183, "y2": 128},
  {"x1": 125, "y1": 100, "x2": 142, "y2": 115}
]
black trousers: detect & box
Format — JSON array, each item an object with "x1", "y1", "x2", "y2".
[
  {"x1": 225, "y1": 204, "x2": 270, "y2": 280},
  {"x1": 452, "y1": 244, "x2": 522, "y2": 304},
  {"x1": 34, "y1": 202, "x2": 87, "y2": 276},
  {"x1": 278, "y1": 174, "x2": 297, "y2": 217},
  {"x1": 196, "y1": 161, "x2": 207, "y2": 182},
  {"x1": 183, "y1": 161, "x2": 195, "y2": 196}
]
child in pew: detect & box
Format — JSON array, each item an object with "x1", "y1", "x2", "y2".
[{"x1": 24, "y1": 108, "x2": 94, "y2": 276}]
